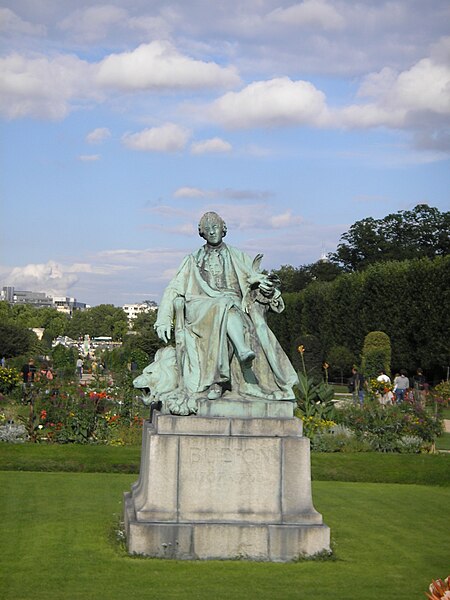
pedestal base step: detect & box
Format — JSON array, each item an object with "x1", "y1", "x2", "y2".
[{"x1": 124, "y1": 493, "x2": 330, "y2": 562}]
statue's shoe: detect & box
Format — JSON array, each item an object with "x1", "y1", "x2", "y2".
[
  {"x1": 207, "y1": 384, "x2": 223, "y2": 400},
  {"x1": 238, "y1": 350, "x2": 256, "y2": 366}
]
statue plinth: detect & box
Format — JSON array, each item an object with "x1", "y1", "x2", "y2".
[
  {"x1": 124, "y1": 409, "x2": 330, "y2": 561},
  {"x1": 196, "y1": 397, "x2": 294, "y2": 418}
]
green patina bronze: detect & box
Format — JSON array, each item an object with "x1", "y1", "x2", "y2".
[{"x1": 134, "y1": 211, "x2": 298, "y2": 415}]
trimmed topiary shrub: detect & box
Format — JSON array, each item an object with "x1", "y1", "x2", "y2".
[{"x1": 361, "y1": 331, "x2": 391, "y2": 378}]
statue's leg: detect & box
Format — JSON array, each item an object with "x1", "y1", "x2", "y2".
[{"x1": 226, "y1": 308, "x2": 255, "y2": 365}]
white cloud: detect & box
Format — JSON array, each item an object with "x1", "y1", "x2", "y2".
[
  {"x1": 6, "y1": 261, "x2": 78, "y2": 296},
  {"x1": 149, "y1": 202, "x2": 303, "y2": 233},
  {"x1": 78, "y1": 154, "x2": 101, "y2": 161},
  {"x1": 190, "y1": 137, "x2": 232, "y2": 154},
  {"x1": 173, "y1": 187, "x2": 274, "y2": 200},
  {"x1": 57, "y1": 4, "x2": 174, "y2": 43},
  {"x1": 337, "y1": 50, "x2": 450, "y2": 130},
  {"x1": 174, "y1": 187, "x2": 208, "y2": 199},
  {"x1": 96, "y1": 41, "x2": 240, "y2": 91},
  {"x1": 0, "y1": 41, "x2": 239, "y2": 120},
  {"x1": 0, "y1": 8, "x2": 46, "y2": 36},
  {"x1": 267, "y1": 0, "x2": 344, "y2": 30},
  {"x1": 127, "y1": 15, "x2": 173, "y2": 39},
  {"x1": 58, "y1": 5, "x2": 128, "y2": 43},
  {"x1": 86, "y1": 127, "x2": 111, "y2": 144},
  {"x1": 122, "y1": 123, "x2": 191, "y2": 152},
  {"x1": 208, "y1": 77, "x2": 329, "y2": 128},
  {"x1": 0, "y1": 52, "x2": 96, "y2": 119}
]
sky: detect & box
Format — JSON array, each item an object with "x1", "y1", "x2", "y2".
[{"x1": 0, "y1": 0, "x2": 449, "y2": 307}]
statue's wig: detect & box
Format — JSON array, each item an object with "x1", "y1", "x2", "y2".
[{"x1": 198, "y1": 212, "x2": 227, "y2": 239}]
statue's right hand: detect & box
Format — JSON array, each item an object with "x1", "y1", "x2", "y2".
[{"x1": 155, "y1": 324, "x2": 172, "y2": 343}]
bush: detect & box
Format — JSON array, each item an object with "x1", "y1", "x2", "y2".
[
  {"x1": 295, "y1": 345, "x2": 335, "y2": 422},
  {"x1": 361, "y1": 331, "x2": 391, "y2": 378},
  {"x1": 1, "y1": 376, "x2": 145, "y2": 445},
  {"x1": 311, "y1": 432, "x2": 373, "y2": 453},
  {"x1": 0, "y1": 422, "x2": 28, "y2": 443},
  {"x1": 0, "y1": 366, "x2": 21, "y2": 394},
  {"x1": 334, "y1": 398, "x2": 442, "y2": 452}
]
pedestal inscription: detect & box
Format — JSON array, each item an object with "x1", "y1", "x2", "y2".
[{"x1": 124, "y1": 411, "x2": 330, "y2": 561}]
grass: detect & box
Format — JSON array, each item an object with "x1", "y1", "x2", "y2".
[
  {"x1": 1, "y1": 443, "x2": 450, "y2": 485},
  {"x1": 436, "y1": 432, "x2": 450, "y2": 451},
  {"x1": 312, "y1": 451, "x2": 450, "y2": 486},
  {"x1": 0, "y1": 442, "x2": 141, "y2": 473},
  {"x1": 0, "y1": 471, "x2": 449, "y2": 600}
]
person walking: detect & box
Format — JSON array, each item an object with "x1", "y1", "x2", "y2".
[
  {"x1": 413, "y1": 368, "x2": 427, "y2": 407},
  {"x1": 76, "y1": 357, "x2": 84, "y2": 379},
  {"x1": 393, "y1": 370, "x2": 409, "y2": 403},
  {"x1": 348, "y1": 367, "x2": 365, "y2": 406}
]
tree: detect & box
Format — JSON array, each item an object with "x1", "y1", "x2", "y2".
[
  {"x1": 270, "y1": 261, "x2": 343, "y2": 293},
  {"x1": 51, "y1": 344, "x2": 78, "y2": 376},
  {"x1": 300, "y1": 255, "x2": 450, "y2": 382},
  {"x1": 330, "y1": 204, "x2": 450, "y2": 271},
  {"x1": 269, "y1": 265, "x2": 312, "y2": 293},
  {"x1": 326, "y1": 345, "x2": 355, "y2": 384},
  {"x1": 64, "y1": 305, "x2": 128, "y2": 341},
  {"x1": 126, "y1": 310, "x2": 162, "y2": 359},
  {"x1": 0, "y1": 323, "x2": 36, "y2": 358},
  {"x1": 0, "y1": 301, "x2": 12, "y2": 324},
  {"x1": 292, "y1": 334, "x2": 323, "y2": 377}
]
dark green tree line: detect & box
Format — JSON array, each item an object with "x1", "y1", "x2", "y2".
[
  {"x1": 330, "y1": 204, "x2": 449, "y2": 271},
  {"x1": 299, "y1": 255, "x2": 450, "y2": 381}
]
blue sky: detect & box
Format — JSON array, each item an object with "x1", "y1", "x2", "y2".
[{"x1": 1, "y1": 0, "x2": 449, "y2": 306}]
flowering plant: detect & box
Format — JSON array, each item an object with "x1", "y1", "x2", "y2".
[
  {"x1": 300, "y1": 415, "x2": 336, "y2": 438},
  {"x1": 0, "y1": 367, "x2": 21, "y2": 393},
  {"x1": 369, "y1": 378, "x2": 394, "y2": 395},
  {"x1": 426, "y1": 573, "x2": 450, "y2": 599}
]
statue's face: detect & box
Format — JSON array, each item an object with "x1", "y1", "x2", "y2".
[{"x1": 202, "y1": 220, "x2": 223, "y2": 246}]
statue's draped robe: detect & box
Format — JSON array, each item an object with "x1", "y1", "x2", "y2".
[{"x1": 155, "y1": 244, "x2": 298, "y2": 400}]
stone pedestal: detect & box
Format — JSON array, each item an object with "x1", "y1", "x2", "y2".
[{"x1": 124, "y1": 404, "x2": 330, "y2": 561}]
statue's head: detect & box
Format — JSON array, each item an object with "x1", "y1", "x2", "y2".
[{"x1": 198, "y1": 212, "x2": 227, "y2": 245}]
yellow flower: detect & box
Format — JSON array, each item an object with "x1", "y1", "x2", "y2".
[{"x1": 297, "y1": 345, "x2": 305, "y2": 354}]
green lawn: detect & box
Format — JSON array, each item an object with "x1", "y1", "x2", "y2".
[
  {"x1": 0, "y1": 472, "x2": 449, "y2": 600},
  {"x1": 1, "y1": 443, "x2": 449, "y2": 599},
  {"x1": 436, "y1": 432, "x2": 450, "y2": 451},
  {"x1": 0, "y1": 442, "x2": 141, "y2": 473},
  {"x1": 1, "y1": 442, "x2": 449, "y2": 484}
]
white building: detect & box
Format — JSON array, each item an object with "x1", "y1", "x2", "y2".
[{"x1": 122, "y1": 301, "x2": 158, "y2": 322}]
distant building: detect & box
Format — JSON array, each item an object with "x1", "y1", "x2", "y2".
[
  {"x1": 1, "y1": 287, "x2": 53, "y2": 308},
  {"x1": 122, "y1": 300, "x2": 158, "y2": 322},
  {"x1": 1, "y1": 286, "x2": 87, "y2": 314},
  {"x1": 52, "y1": 296, "x2": 88, "y2": 315}
]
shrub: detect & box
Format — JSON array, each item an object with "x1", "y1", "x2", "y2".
[
  {"x1": 334, "y1": 398, "x2": 442, "y2": 452},
  {"x1": 1, "y1": 376, "x2": 145, "y2": 445},
  {"x1": 430, "y1": 381, "x2": 450, "y2": 409},
  {"x1": 361, "y1": 331, "x2": 391, "y2": 378},
  {"x1": 299, "y1": 414, "x2": 335, "y2": 439},
  {"x1": 0, "y1": 422, "x2": 28, "y2": 443},
  {"x1": 0, "y1": 366, "x2": 21, "y2": 394},
  {"x1": 311, "y1": 432, "x2": 372, "y2": 453}
]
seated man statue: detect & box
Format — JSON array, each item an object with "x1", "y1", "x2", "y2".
[{"x1": 146, "y1": 211, "x2": 297, "y2": 415}]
